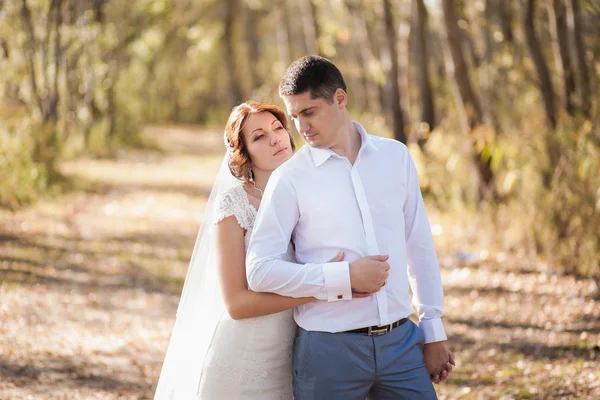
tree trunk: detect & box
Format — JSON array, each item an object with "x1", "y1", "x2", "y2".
[
  {"x1": 83, "y1": 47, "x2": 95, "y2": 149},
  {"x1": 442, "y1": 0, "x2": 484, "y2": 127},
  {"x1": 308, "y1": 0, "x2": 322, "y2": 55},
  {"x1": 382, "y1": 0, "x2": 407, "y2": 144},
  {"x1": 222, "y1": 0, "x2": 243, "y2": 108},
  {"x1": 549, "y1": 0, "x2": 576, "y2": 116},
  {"x1": 431, "y1": 32, "x2": 446, "y2": 83},
  {"x1": 362, "y1": 3, "x2": 387, "y2": 115},
  {"x1": 299, "y1": 0, "x2": 318, "y2": 55},
  {"x1": 244, "y1": 5, "x2": 262, "y2": 92},
  {"x1": 460, "y1": 12, "x2": 482, "y2": 70},
  {"x1": 47, "y1": 0, "x2": 63, "y2": 123},
  {"x1": 497, "y1": 0, "x2": 514, "y2": 45},
  {"x1": 479, "y1": 0, "x2": 501, "y2": 132},
  {"x1": 20, "y1": 0, "x2": 44, "y2": 118},
  {"x1": 413, "y1": 0, "x2": 435, "y2": 140},
  {"x1": 523, "y1": 0, "x2": 557, "y2": 128},
  {"x1": 338, "y1": 7, "x2": 368, "y2": 112},
  {"x1": 340, "y1": 43, "x2": 367, "y2": 112},
  {"x1": 62, "y1": 0, "x2": 77, "y2": 135},
  {"x1": 524, "y1": 0, "x2": 560, "y2": 189},
  {"x1": 345, "y1": 0, "x2": 381, "y2": 114},
  {"x1": 92, "y1": 0, "x2": 105, "y2": 24},
  {"x1": 105, "y1": 57, "x2": 122, "y2": 146},
  {"x1": 397, "y1": 2, "x2": 411, "y2": 132},
  {"x1": 275, "y1": 2, "x2": 292, "y2": 67},
  {"x1": 0, "y1": 39, "x2": 8, "y2": 59},
  {"x1": 442, "y1": 0, "x2": 495, "y2": 199},
  {"x1": 482, "y1": 0, "x2": 495, "y2": 62},
  {"x1": 281, "y1": 0, "x2": 296, "y2": 62},
  {"x1": 569, "y1": 0, "x2": 592, "y2": 117}
]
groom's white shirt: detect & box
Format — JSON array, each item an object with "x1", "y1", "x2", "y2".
[{"x1": 246, "y1": 122, "x2": 446, "y2": 343}]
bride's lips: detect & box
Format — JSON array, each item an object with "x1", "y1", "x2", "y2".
[{"x1": 273, "y1": 147, "x2": 288, "y2": 156}]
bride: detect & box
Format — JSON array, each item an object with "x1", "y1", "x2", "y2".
[{"x1": 154, "y1": 102, "x2": 343, "y2": 399}]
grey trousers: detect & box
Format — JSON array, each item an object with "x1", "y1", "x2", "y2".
[{"x1": 292, "y1": 320, "x2": 437, "y2": 400}]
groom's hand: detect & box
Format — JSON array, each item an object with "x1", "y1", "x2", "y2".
[
  {"x1": 424, "y1": 341, "x2": 454, "y2": 384},
  {"x1": 349, "y1": 255, "x2": 390, "y2": 294}
]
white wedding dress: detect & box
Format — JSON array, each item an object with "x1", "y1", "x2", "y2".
[{"x1": 197, "y1": 185, "x2": 296, "y2": 399}]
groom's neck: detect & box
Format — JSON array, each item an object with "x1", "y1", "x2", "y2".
[{"x1": 329, "y1": 119, "x2": 361, "y2": 165}]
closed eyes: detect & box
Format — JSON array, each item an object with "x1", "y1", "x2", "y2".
[{"x1": 253, "y1": 125, "x2": 284, "y2": 141}]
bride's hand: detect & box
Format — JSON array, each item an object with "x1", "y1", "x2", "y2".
[{"x1": 329, "y1": 251, "x2": 345, "y2": 263}]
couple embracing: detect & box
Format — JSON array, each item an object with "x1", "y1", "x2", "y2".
[{"x1": 155, "y1": 55, "x2": 454, "y2": 400}]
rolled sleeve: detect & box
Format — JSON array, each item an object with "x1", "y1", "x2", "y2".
[{"x1": 322, "y1": 261, "x2": 352, "y2": 301}]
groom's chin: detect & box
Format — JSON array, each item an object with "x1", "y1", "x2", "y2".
[{"x1": 305, "y1": 139, "x2": 324, "y2": 148}]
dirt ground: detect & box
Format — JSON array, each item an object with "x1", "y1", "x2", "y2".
[{"x1": 1, "y1": 126, "x2": 598, "y2": 399}]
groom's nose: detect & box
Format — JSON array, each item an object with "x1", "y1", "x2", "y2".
[{"x1": 297, "y1": 117, "x2": 310, "y2": 134}]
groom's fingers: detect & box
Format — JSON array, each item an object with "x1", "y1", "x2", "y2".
[
  {"x1": 349, "y1": 255, "x2": 391, "y2": 293},
  {"x1": 366, "y1": 255, "x2": 389, "y2": 262},
  {"x1": 439, "y1": 370, "x2": 449, "y2": 383},
  {"x1": 448, "y1": 351, "x2": 456, "y2": 366}
]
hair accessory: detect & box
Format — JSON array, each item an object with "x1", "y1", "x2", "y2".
[{"x1": 223, "y1": 130, "x2": 233, "y2": 153}]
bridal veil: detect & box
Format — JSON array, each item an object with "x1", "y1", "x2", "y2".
[{"x1": 154, "y1": 151, "x2": 239, "y2": 400}]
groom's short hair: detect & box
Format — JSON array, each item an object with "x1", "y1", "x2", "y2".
[{"x1": 279, "y1": 55, "x2": 347, "y2": 105}]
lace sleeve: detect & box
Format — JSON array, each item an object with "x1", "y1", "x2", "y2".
[{"x1": 213, "y1": 186, "x2": 253, "y2": 230}]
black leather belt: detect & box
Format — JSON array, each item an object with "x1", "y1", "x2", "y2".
[{"x1": 345, "y1": 318, "x2": 409, "y2": 336}]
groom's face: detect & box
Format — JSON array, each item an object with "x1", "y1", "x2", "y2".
[{"x1": 282, "y1": 91, "x2": 344, "y2": 149}]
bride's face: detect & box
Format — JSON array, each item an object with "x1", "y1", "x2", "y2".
[{"x1": 242, "y1": 112, "x2": 293, "y2": 173}]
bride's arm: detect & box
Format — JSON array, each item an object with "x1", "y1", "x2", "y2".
[{"x1": 214, "y1": 216, "x2": 317, "y2": 320}]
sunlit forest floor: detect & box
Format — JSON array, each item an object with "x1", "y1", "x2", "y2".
[{"x1": 1, "y1": 126, "x2": 599, "y2": 399}]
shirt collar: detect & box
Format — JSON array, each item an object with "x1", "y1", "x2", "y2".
[{"x1": 309, "y1": 121, "x2": 378, "y2": 168}]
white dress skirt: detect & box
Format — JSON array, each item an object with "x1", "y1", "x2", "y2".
[{"x1": 197, "y1": 185, "x2": 296, "y2": 399}]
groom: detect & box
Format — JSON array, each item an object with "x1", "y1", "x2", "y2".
[{"x1": 247, "y1": 55, "x2": 453, "y2": 399}]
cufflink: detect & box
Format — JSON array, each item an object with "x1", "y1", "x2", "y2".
[{"x1": 337, "y1": 294, "x2": 343, "y2": 300}]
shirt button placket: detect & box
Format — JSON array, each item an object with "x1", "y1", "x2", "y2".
[{"x1": 350, "y1": 164, "x2": 388, "y2": 326}]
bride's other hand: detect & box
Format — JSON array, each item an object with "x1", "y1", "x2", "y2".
[{"x1": 329, "y1": 251, "x2": 345, "y2": 263}]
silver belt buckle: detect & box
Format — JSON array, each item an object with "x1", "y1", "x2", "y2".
[{"x1": 367, "y1": 324, "x2": 393, "y2": 336}]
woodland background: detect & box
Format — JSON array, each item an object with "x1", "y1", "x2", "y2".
[{"x1": 0, "y1": 0, "x2": 599, "y2": 398}]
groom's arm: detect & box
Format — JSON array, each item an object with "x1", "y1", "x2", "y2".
[
  {"x1": 402, "y1": 147, "x2": 447, "y2": 344},
  {"x1": 246, "y1": 171, "x2": 352, "y2": 302}
]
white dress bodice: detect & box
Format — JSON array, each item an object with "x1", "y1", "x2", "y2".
[{"x1": 197, "y1": 185, "x2": 296, "y2": 399}]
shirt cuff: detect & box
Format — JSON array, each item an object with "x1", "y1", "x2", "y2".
[
  {"x1": 322, "y1": 261, "x2": 352, "y2": 302},
  {"x1": 419, "y1": 317, "x2": 448, "y2": 343}
]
